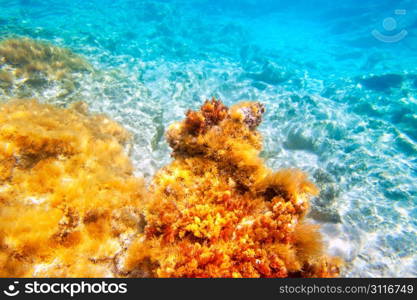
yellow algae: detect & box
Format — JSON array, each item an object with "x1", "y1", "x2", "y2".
[
  {"x1": 0, "y1": 97, "x2": 341, "y2": 278},
  {"x1": 0, "y1": 38, "x2": 92, "y2": 97},
  {"x1": 0, "y1": 99, "x2": 145, "y2": 277}
]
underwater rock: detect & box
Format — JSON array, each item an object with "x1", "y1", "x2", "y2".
[
  {"x1": 309, "y1": 206, "x2": 341, "y2": 224},
  {"x1": 0, "y1": 38, "x2": 92, "y2": 99},
  {"x1": 0, "y1": 99, "x2": 145, "y2": 277},
  {"x1": 122, "y1": 99, "x2": 342, "y2": 278},
  {"x1": 247, "y1": 61, "x2": 292, "y2": 85},
  {"x1": 309, "y1": 170, "x2": 341, "y2": 224},
  {"x1": 359, "y1": 74, "x2": 403, "y2": 92},
  {"x1": 284, "y1": 128, "x2": 317, "y2": 152}
]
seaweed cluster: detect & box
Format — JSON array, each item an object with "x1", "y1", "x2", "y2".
[
  {"x1": 122, "y1": 99, "x2": 342, "y2": 278},
  {"x1": 0, "y1": 99, "x2": 145, "y2": 277},
  {"x1": 0, "y1": 38, "x2": 91, "y2": 98},
  {"x1": 0, "y1": 96, "x2": 341, "y2": 277}
]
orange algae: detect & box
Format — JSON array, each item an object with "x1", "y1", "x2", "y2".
[
  {"x1": 0, "y1": 99, "x2": 145, "y2": 277},
  {"x1": 0, "y1": 98, "x2": 341, "y2": 278},
  {"x1": 122, "y1": 99, "x2": 342, "y2": 278}
]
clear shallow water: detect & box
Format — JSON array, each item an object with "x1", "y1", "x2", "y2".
[{"x1": 1, "y1": 0, "x2": 416, "y2": 277}]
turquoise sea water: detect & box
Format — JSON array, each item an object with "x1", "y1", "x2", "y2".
[{"x1": 0, "y1": 0, "x2": 416, "y2": 277}]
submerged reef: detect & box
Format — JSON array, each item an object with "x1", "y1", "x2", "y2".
[
  {"x1": 0, "y1": 98, "x2": 341, "y2": 278},
  {"x1": 122, "y1": 99, "x2": 342, "y2": 278},
  {"x1": 0, "y1": 38, "x2": 92, "y2": 99},
  {"x1": 0, "y1": 99, "x2": 145, "y2": 277},
  {"x1": 358, "y1": 74, "x2": 404, "y2": 92}
]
